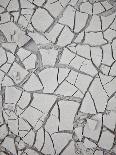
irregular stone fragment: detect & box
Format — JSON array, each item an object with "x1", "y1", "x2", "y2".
[
  {"x1": 83, "y1": 138, "x2": 96, "y2": 148},
  {"x1": 109, "y1": 61, "x2": 116, "y2": 76},
  {"x1": 0, "y1": 22, "x2": 18, "y2": 42},
  {"x1": 74, "y1": 127, "x2": 83, "y2": 141},
  {"x1": 34, "y1": 128, "x2": 44, "y2": 150},
  {"x1": 20, "y1": 0, "x2": 34, "y2": 8},
  {"x1": 41, "y1": 131, "x2": 56, "y2": 155},
  {"x1": 98, "y1": 130, "x2": 114, "y2": 150},
  {"x1": 80, "y1": 92, "x2": 97, "y2": 114},
  {"x1": 7, "y1": 119, "x2": 19, "y2": 135},
  {"x1": 76, "y1": 44, "x2": 90, "y2": 59},
  {"x1": 104, "y1": 28, "x2": 116, "y2": 42},
  {"x1": 2, "y1": 42, "x2": 17, "y2": 54},
  {"x1": 17, "y1": 48, "x2": 31, "y2": 61},
  {"x1": 13, "y1": 30, "x2": 31, "y2": 47},
  {"x1": 31, "y1": 93, "x2": 57, "y2": 114},
  {"x1": 84, "y1": 32, "x2": 107, "y2": 46},
  {"x1": 23, "y1": 54, "x2": 36, "y2": 70},
  {"x1": 5, "y1": 86, "x2": 21, "y2": 103},
  {"x1": 80, "y1": 2, "x2": 93, "y2": 14},
  {"x1": 21, "y1": 107, "x2": 43, "y2": 127},
  {"x1": 58, "y1": 100, "x2": 79, "y2": 130},
  {"x1": 60, "y1": 48, "x2": 75, "y2": 64},
  {"x1": 67, "y1": 70, "x2": 78, "y2": 84},
  {"x1": 1, "y1": 136, "x2": 17, "y2": 155},
  {"x1": 102, "y1": 44, "x2": 114, "y2": 66},
  {"x1": 59, "y1": 6, "x2": 75, "y2": 29},
  {"x1": 90, "y1": 47, "x2": 103, "y2": 67},
  {"x1": 90, "y1": 78, "x2": 108, "y2": 112},
  {"x1": 0, "y1": 12, "x2": 10, "y2": 25},
  {"x1": 23, "y1": 129, "x2": 35, "y2": 146},
  {"x1": 52, "y1": 133, "x2": 72, "y2": 154},
  {"x1": 57, "y1": 68, "x2": 70, "y2": 83},
  {"x1": 112, "y1": 39, "x2": 116, "y2": 59},
  {"x1": 28, "y1": 32, "x2": 49, "y2": 45},
  {"x1": 0, "y1": 30, "x2": 7, "y2": 43},
  {"x1": 94, "y1": 150, "x2": 103, "y2": 155},
  {"x1": 70, "y1": 56, "x2": 84, "y2": 70},
  {"x1": 39, "y1": 68, "x2": 58, "y2": 93},
  {"x1": 74, "y1": 11, "x2": 88, "y2": 33},
  {"x1": 55, "y1": 81, "x2": 77, "y2": 96},
  {"x1": 101, "y1": 14, "x2": 116, "y2": 30},
  {"x1": 57, "y1": 26, "x2": 74, "y2": 47},
  {"x1": 40, "y1": 48, "x2": 58, "y2": 66},
  {"x1": 33, "y1": 0, "x2": 45, "y2": 6},
  {"x1": 7, "y1": 0, "x2": 19, "y2": 12},
  {"x1": 17, "y1": 92, "x2": 30, "y2": 109},
  {"x1": 22, "y1": 38, "x2": 38, "y2": 54},
  {"x1": 93, "y1": 2, "x2": 105, "y2": 14},
  {"x1": 45, "y1": 0, "x2": 63, "y2": 17},
  {"x1": 80, "y1": 60, "x2": 98, "y2": 76},
  {"x1": 45, "y1": 115, "x2": 59, "y2": 134},
  {"x1": 86, "y1": 15, "x2": 101, "y2": 32},
  {"x1": 45, "y1": 23, "x2": 64, "y2": 43},
  {"x1": 0, "y1": 47, "x2": 7, "y2": 67},
  {"x1": 83, "y1": 114, "x2": 102, "y2": 141},
  {"x1": 32, "y1": 8, "x2": 54, "y2": 32},
  {"x1": 104, "y1": 77, "x2": 116, "y2": 96},
  {"x1": 61, "y1": 141, "x2": 76, "y2": 155},
  {"x1": 8, "y1": 62, "x2": 28, "y2": 83},
  {"x1": 6, "y1": 52, "x2": 15, "y2": 64},
  {"x1": 0, "y1": 124, "x2": 8, "y2": 140},
  {"x1": 24, "y1": 149, "x2": 40, "y2": 155},
  {"x1": 103, "y1": 111, "x2": 116, "y2": 130}
]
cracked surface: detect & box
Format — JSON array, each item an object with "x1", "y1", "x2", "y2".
[{"x1": 0, "y1": 0, "x2": 116, "y2": 154}]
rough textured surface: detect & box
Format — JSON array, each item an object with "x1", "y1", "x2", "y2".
[{"x1": 0, "y1": 0, "x2": 116, "y2": 155}]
